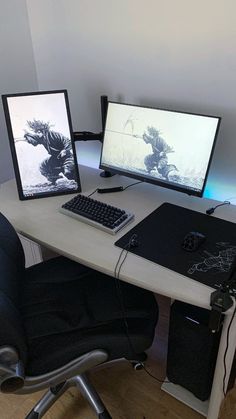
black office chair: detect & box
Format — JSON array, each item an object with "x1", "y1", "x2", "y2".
[{"x1": 0, "y1": 212, "x2": 158, "y2": 419}]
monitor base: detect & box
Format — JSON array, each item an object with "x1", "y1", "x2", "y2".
[{"x1": 100, "y1": 170, "x2": 115, "y2": 178}]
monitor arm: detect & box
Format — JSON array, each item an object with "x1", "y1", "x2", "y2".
[
  {"x1": 73, "y1": 96, "x2": 114, "y2": 177},
  {"x1": 73, "y1": 131, "x2": 103, "y2": 142}
]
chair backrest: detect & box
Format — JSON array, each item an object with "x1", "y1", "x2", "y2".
[{"x1": 0, "y1": 213, "x2": 28, "y2": 373}]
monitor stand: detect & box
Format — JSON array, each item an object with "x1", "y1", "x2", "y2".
[{"x1": 100, "y1": 170, "x2": 115, "y2": 178}]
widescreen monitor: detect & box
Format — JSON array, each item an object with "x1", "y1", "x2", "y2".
[{"x1": 100, "y1": 102, "x2": 221, "y2": 197}]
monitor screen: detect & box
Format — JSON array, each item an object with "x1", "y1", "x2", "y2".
[
  {"x1": 100, "y1": 102, "x2": 221, "y2": 197},
  {"x1": 2, "y1": 90, "x2": 81, "y2": 200}
]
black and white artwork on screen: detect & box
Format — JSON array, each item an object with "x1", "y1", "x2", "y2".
[
  {"x1": 101, "y1": 102, "x2": 220, "y2": 196},
  {"x1": 2, "y1": 90, "x2": 81, "y2": 200}
]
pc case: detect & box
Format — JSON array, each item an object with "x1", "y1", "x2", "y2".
[{"x1": 166, "y1": 301, "x2": 222, "y2": 401}]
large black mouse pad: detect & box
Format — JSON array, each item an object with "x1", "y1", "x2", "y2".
[{"x1": 115, "y1": 203, "x2": 236, "y2": 289}]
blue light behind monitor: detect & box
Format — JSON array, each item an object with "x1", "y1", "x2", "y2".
[{"x1": 204, "y1": 180, "x2": 236, "y2": 203}]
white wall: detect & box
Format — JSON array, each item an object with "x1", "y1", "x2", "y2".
[
  {"x1": 0, "y1": 0, "x2": 38, "y2": 183},
  {"x1": 1, "y1": 0, "x2": 236, "y2": 201},
  {"x1": 26, "y1": 0, "x2": 236, "y2": 201}
]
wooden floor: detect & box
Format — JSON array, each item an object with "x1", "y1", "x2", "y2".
[{"x1": 0, "y1": 295, "x2": 223, "y2": 419}]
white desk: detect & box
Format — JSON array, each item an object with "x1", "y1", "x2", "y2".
[{"x1": 0, "y1": 164, "x2": 236, "y2": 419}]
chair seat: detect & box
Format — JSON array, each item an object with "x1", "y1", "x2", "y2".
[
  {"x1": 0, "y1": 212, "x2": 159, "y2": 418},
  {"x1": 21, "y1": 256, "x2": 158, "y2": 376}
]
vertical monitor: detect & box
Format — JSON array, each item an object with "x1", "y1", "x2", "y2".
[
  {"x1": 100, "y1": 102, "x2": 221, "y2": 197},
  {"x1": 2, "y1": 90, "x2": 81, "y2": 200}
]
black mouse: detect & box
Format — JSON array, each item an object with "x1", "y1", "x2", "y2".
[
  {"x1": 129, "y1": 234, "x2": 139, "y2": 248},
  {"x1": 182, "y1": 231, "x2": 206, "y2": 252}
]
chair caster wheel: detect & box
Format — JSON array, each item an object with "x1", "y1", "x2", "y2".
[{"x1": 132, "y1": 361, "x2": 144, "y2": 371}]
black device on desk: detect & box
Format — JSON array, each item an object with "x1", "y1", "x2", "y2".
[
  {"x1": 167, "y1": 300, "x2": 222, "y2": 401},
  {"x1": 181, "y1": 231, "x2": 206, "y2": 252}
]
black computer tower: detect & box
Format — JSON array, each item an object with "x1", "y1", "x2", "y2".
[{"x1": 166, "y1": 301, "x2": 222, "y2": 401}]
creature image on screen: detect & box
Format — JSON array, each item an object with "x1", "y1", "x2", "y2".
[{"x1": 100, "y1": 102, "x2": 221, "y2": 197}]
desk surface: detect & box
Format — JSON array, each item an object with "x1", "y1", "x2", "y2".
[{"x1": 1, "y1": 164, "x2": 236, "y2": 310}]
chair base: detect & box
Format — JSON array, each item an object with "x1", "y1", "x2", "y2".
[
  {"x1": 25, "y1": 412, "x2": 39, "y2": 419},
  {"x1": 98, "y1": 412, "x2": 112, "y2": 419},
  {"x1": 25, "y1": 373, "x2": 112, "y2": 419}
]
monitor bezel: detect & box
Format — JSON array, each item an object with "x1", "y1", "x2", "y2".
[
  {"x1": 100, "y1": 101, "x2": 221, "y2": 197},
  {"x1": 2, "y1": 89, "x2": 81, "y2": 200}
]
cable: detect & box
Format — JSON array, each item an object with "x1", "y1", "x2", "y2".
[
  {"x1": 114, "y1": 236, "x2": 169, "y2": 385},
  {"x1": 206, "y1": 201, "x2": 230, "y2": 215},
  {"x1": 206, "y1": 196, "x2": 236, "y2": 215},
  {"x1": 122, "y1": 181, "x2": 143, "y2": 191},
  {"x1": 212, "y1": 257, "x2": 236, "y2": 396},
  {"x1": 114, "y1": 244, "x2": 130, "y2": 279},
  {"x1": 222, "y1": 196, "x2": 236, "y2": 203},
  {"x1": 87, "y1": 188, "x2": 98, "y2": 197},
  {"x1": 140, "y1": 363, "x2": 170, "y2": 384},
  {"x1": 114, "y1": 240, "x2": 137, "y2": 359},
  {"x1": 223, "y1": 297, "x2": 236, "y2": 396},
  {"x1": 89, "y1": 180, "x2": 142, "y2": 196}
]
